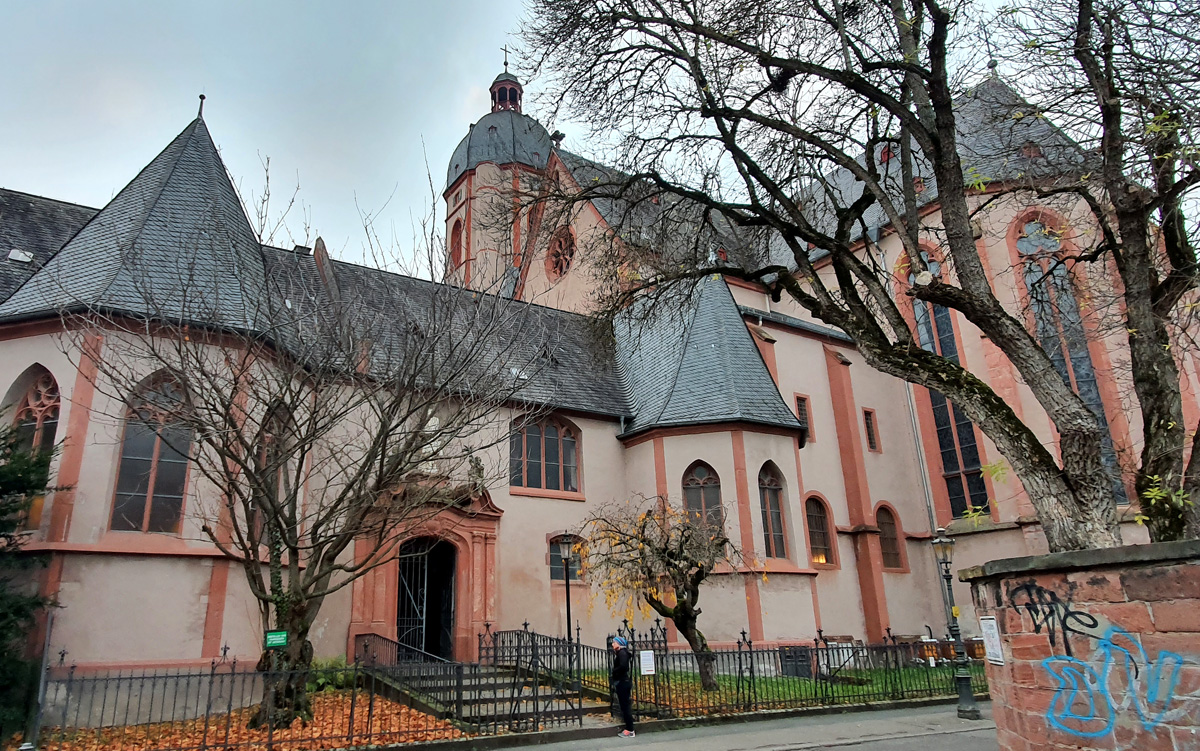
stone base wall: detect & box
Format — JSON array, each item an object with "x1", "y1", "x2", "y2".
[{"x1": 963, "y1": 541, "x2": 1200, "y2": 751}]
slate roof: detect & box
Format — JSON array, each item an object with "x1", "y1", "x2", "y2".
[
  {"x1": 614, "y1": 276, "x2": 803, "y2": 437},
  {"x1": 0, "y1": 118, "x2": 268, "y2": 329},
  {"x1": 258, "y1": 245, "x2": 633, "y2": 418},
  {"x1": 784, "y1": 77, "x2": 1087, "y2": 265},
  {"x1": 0, "y1": 189, "x2": 96, "y2": 302},
  {"x1": 0, "y1": 110, "x2": 810, "y2": 436},
  {"x1": 446, "y1": 110, "x2": 553, "y2": 190}
]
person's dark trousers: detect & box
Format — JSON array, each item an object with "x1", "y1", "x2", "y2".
[{"x1": 615, "y1": 679, "x2": 634, "y2": 732}]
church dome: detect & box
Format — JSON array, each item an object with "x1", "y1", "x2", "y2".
[
  {"x1": 445, "y1": 69, "x2": 553, "y2": 189},
  {"x1": 446, "y1": 110, "x2": 553, "y2": 188}
]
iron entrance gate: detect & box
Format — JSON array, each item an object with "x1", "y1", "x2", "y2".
[{"x1": 396, "y1": 538, "x2": 456, "y2": 659}]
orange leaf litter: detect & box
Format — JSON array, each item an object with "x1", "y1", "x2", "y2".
[{"x1": 7, "y1": 692, "x2": 465, "y2": 751}]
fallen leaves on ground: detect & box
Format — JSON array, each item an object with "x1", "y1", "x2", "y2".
[{"x1": 8, "y1": 692, "x2": 464, "y2": 751}]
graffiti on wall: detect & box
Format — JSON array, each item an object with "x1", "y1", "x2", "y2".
[
  {"x1": 1009, "y1": 582, "x2": 1104, "y2": 657},
  {"x1": 1008, "y1": 582, "x2": 1188, "y2": 739}
]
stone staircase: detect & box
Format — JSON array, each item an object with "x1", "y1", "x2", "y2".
[{"x1": 355, "y1": 632, "x2": 610, "y2": 731}]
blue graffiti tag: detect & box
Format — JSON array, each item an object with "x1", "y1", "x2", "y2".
[{"x1": 1042, "y1": 627, "x2": 1184, "y2": 738}]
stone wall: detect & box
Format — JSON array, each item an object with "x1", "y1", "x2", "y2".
[{"x1": 963, "y1": 540, "x2": 1200, "y2": 751}]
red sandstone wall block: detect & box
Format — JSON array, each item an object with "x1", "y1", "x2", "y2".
[
  {"x1": 1173, "y1": 726, "x2": 1199, "y2": 750},
  {"x1": 1150, "y1": 599, "x2": 1200, "y2": 632},
  {"x1": 1066, "y1": 570, "x2": 1127, "y2": 604},
  {"x1": 1143, "y1": 631, "x2": 1200, "y2": 656},
  {"x1": 1005, "y1": 608, "x2": 1026, "y2": 633},
  {"x1": 1114, "y1": 721, "x2": 1175, "y2": 751},
  {"x1": 1009, "y1": 632, "x2": 1054, "y2": 660},
  {"x1": 1092, "y1": 601, "x2": 1155, "y2": 634},
  {"x1": 1120, "y1": 563, "x2": 1200, "y2": 602}
]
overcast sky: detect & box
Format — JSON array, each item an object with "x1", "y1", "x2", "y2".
[{"x1": 0, "y1": 1, "x2": 562, "y2": 265}]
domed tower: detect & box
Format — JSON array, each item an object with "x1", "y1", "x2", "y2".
[{"x1": 444, "y1": 67, "x2": 554, "y2": 292}]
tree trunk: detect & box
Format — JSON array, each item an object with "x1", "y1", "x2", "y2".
[
  {"x1": 675, "y1": 617, "x2": 718, "y2": 691},
  {"x1": 247, "y1": 608, "x2": 315, "y2": 730}
]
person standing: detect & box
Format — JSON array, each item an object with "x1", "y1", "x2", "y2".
[{"x1": 610, "y1": 636, "x2": 635, "y2": 737}]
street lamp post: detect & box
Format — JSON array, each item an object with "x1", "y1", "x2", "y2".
[
  {"x1": 931, "y1": 527, "x2": 981, "y2": 720},
  {"x1": 560, "y1": 540, "x2": 575, "y2": 681}
]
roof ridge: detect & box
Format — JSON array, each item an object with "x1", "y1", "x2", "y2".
[
  {"x1": 712, "y1": 280, "x2": 743, "y2": 417},
  {"x1": 125, "y1": 119, "x2": 203, "y2": 256},
  {"x1": 0, "y1": 188, "x2": 99, "y2": 213},
  {"x1": 650, "y1": 285, "x2": 703, "y2": 428},
  {"x1": 0, "y1": 119, "x2": 202, "y2": 308},
  {"x1": 320, "y1": 253, "x2": 604, "y2": 324}
]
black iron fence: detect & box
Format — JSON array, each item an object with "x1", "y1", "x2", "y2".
[
  {"x1": 19, "y1": 659, "x2": 466, "y2": 751},
  {"x1": 12, "y1": 625, "x2": 988, "y2": 751},
  {"x1": 607, "y1": 620, "x2": 988, "y2": 721}
]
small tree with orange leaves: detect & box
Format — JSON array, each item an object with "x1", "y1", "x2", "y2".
[{"x1": 577, "y1": 497, "x2": 740, "y2": 691}]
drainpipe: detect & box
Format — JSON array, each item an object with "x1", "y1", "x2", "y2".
[{"x1": 906, "y1": 381, "x2": 953, "y2": 629}]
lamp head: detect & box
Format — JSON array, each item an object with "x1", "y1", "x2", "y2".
[{"x1": 931, "y1": 527, "x2": 955, "y2": 566}]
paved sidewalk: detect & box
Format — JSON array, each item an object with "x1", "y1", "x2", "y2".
[{"x1": 520, "y1": 704, "x2": 997, "y2": 751}]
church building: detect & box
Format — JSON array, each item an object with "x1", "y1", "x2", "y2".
[{"x1": 0, "y1": 65, "x2": 1180, "y2": 671}]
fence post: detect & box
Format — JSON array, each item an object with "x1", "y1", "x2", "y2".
[
  {"x1": 455, "y1": 663, "x2": 464, "y2": 720},
  {"x1": 347, "y1": 661, "x2": 359, "y2": 745},
  {"x1": 199, "y1": 660, "x2": 217, "y2": 751}
]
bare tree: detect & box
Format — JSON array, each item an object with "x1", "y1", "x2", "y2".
[
  {"x1": 577, "y1": 498, "x2": 740, "y2": 691},
  {"x1": 520, "y1": 0, "x2": 1200, "y2": 550},
  {"x1": 50, "y1": 200, "x2": 562, "y2": 725}
]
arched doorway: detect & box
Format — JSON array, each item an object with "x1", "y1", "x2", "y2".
[{"x1": 396, "y1": 537, "x2": 457, "y2": 660}]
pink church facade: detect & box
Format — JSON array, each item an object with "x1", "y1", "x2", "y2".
[{"x1": 0, "y1": 69, "x2": 1190, "y2": 672}]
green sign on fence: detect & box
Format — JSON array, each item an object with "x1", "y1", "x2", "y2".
[{"x1": 264, "y1": 630, "x2": 289, "y2": 649}]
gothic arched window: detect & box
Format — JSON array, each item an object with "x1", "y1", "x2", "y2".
[
  {"x1": 805, "y1": 497, "x2": 834, "y2": 565},
  {"x1": 13, "y1": 371, "x2": 59, "y2": 455},
  {"x1": 110, "y1": 379, "x2": 193, "y2": 534},
  {"x1": 758, "y1": 463, "x2": 787, "y2": 558},
  {"x1": 509, "y1": 417, "x2": 580, "y2": 493},
  {"x1": 907, "y1": 252, "x2": 989, "y2": 518},
  {"x1": 1017, "y1": 221, "x2": 1126, "y2": 503},
  {"x1": 683, "y1": 461, "x2": 723, "y2": 530}
]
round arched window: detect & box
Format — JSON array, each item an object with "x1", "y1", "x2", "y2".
[{"x1": 546, "y1": 230, "x2": 576, "y2": 281}]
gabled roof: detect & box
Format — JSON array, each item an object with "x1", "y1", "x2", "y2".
[
  {"x1": 0, "y1": 118, "x2": 268, "y2": 329},
  {"x1": 0, "y1": 189, "x2": 96, "y2": 302},
  {"x1": 615, "y1": 276, "x2": 803, "y2": 437}
]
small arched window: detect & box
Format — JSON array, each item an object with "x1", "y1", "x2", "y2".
[
  {"x1": 450, "y1": 219, "x2": 464, "y2": 268},
  {"x1": 110, "y1": 379, "x2": 192, "y2": 534},
  {"x1": 805, "y1": 497, "x2": 833, "y2": 565},
  {"x1": 549, "y1": 534, "x2": 583, "y2": 581},
  {"x1": 498, "y1": 87, "x2": 509, "y2": 103},
  {"x1": 758, "y1": 463, "x2": 787, "y2": 558},
  {"x1": 877, "y1": 507, "x2": 902, "y2": 569},
  {"x1": 682, "y1": 461, "x2": 723, "y2": 529},
  {"x1": 509, "y1": 417, "x2": 579, "y2": 493},
  {"x1": 508, "y1": 87, "x2": 518, "y2": 104},
  {"x1": 13, "y1": 371, "x2": 59, "y2": 455}
]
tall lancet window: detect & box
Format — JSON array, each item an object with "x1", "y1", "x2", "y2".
[
  {"x1": 1017, "y1": 221, "x2": 1126, "y2": 503},
  {"x1": 908, "y1": 253, "x2": 989, "y2": 517}
]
